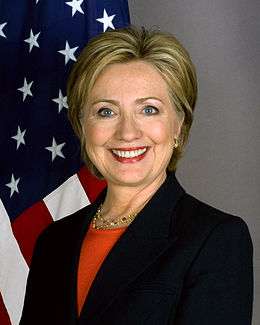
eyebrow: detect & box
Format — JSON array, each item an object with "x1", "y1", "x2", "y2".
[{"x1": 90, "y1": 97, "x2": 165, "y2": 106}]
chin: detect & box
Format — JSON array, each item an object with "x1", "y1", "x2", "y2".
[{"x1": 108, "y1": 171, "x2": 152, "y2": 187}]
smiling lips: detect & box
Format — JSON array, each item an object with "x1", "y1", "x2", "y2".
[{"x1": 110, "y1": 146, "x2": 149, "y2": 163}]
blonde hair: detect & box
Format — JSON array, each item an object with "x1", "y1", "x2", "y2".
[{"x1": 67, "y1": 26, "x2": 197, "y2": 178}]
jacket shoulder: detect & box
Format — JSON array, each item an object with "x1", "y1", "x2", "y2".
[
  {"x1": 172, "y1": 193, "x2": 253, "y2": 283},
  {"x1": 36, "y1": 203, "x2": 94, "y2": 246},
  {"x1": 173, "y1": 193, "x2": 251, "y2": 245},
  {"x1": 176, "y1": 192, "x2": 248, "y2": 226}
]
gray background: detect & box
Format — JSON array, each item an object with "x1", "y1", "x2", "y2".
[{"x1": 128, "y1": 0, "x2": 260, "y2": 324}]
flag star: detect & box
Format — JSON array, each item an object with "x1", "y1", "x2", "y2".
[
  {"x1": 11, "y1": 126, "x2": 26, "y2": 149},
  {"x1": 6, "y1": 174, "x2": 20, "y2": 198},
  {"x1": 17, "y1": 78, "x2": 33, "y2": 101},
  {"x1": 96, "y1": 9, "x2": 116, "y2": 32},
  {"x1": 45, "y1": 137, "x2": 66, "y2": 161},
  {"x1": 52, "y1": 90, "x2": 68, "y2": 113},
  {"x1": 66, "y1": 0, "x2": 84, "y2": 17},
  {"x1": 58, "y1": 41, "x2": 78, "y2": 65},
  {"x1": 0, "y1": 22, "x2": 7, "y2": 38},
  {"x1": 24, "y1": 29, "x2": 40, "y2": 52}
]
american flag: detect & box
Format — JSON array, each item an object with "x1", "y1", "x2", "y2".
[{"x1": 0, "y1": 1, "x2": 130, "y2": 324}]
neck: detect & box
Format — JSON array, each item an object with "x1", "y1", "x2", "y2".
[{"x1": 101, "y1": 173, "x2": 167, "y2": 218}]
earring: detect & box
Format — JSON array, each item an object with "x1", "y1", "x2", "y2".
[{"x1": 173, "y1": 137, "x2": 179, "y2": 149}]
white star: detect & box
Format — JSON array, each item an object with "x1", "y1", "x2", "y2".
[
  {"x1": 58, "y1": 41, "x2": 78, "y2": 65},
  {"x1": 36, "y1": 0, "x2": 39, "y2": 3},
  {"x1": 24, "y1": 29, "x2": 40, "y2": 52},
  {"x1": 52, "y1": 90, "x2": 68, "y2": 113},
  {"x1": 0, "y1": 22, "x2": 7, "y2": 38},
  {"x1": 17, "y1": 78, "x2": 33, "y2": 101},
  {"x1": 96, "y1": 9, "x2": 116, "y2": 32},
  {"x1": 66, "y1": 0, "x2": 84, "y2": 16},
  {"x1": 45, "y1": 137, "x2": 66, "y2": 161},
  {"x1": 11, "y1": 126, "x2": 26, "y2": 149},
  {"x1": 6, "y1": 174, "x2": 20, "y2": 198}
]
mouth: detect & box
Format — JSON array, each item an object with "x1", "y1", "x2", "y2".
[{"x1": 110, "y1": 146, "x2": 149, "y2": 163}]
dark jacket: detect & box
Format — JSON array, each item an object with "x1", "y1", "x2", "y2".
[{"x1": 20, "y1": 173, "x2": 253, "y2": 325}]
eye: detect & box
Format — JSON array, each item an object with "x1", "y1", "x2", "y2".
[
  {"x1": 143, "y1": 106, "x2": 159, "y2": 115},
  {"x1": 97, "y1": 107, "x2": 115, "y2": 118}
]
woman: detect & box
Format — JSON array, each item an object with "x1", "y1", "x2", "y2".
[{"x1": 20, "y1": 27, "x2": 253, "y2": 325}]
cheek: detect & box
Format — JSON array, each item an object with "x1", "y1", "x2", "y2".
[
  {"x1": 147, "y1": 121, "x2": 173, "y2": 144},
  {"x1": 84, "y1": 124, "x2": 111, "y2": 147}
]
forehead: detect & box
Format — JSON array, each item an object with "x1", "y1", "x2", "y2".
[{"x1": 89, "y1": 61, "x2": 170, "y2": 100}]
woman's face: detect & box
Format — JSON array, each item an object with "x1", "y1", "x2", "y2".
[{"x1": 83, "y1": 61, "x2": 181, "y2": 188}]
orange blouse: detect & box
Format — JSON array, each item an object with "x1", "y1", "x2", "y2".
[{"x1": 77, "y1": 222, "x2": 127, "y2": 315}]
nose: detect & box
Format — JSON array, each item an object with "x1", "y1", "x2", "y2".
[{"x1": 115, "y1": 115, "x2": 142, "y2": 142}]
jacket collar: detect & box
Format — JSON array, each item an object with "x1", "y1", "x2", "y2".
[{"x1": 77, "y1": 172, "x2": 185, "y2": 324}]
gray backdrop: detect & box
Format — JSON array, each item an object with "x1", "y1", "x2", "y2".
[{"x1": 128, "y1": 1, "x2": 260, "y2": 324}]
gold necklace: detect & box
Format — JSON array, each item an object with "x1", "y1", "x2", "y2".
[{"x1": 92, "y1": 203, "x2": 138, "y2": 230}]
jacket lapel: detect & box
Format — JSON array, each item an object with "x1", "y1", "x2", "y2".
[{"x1": 78, "y1": 173, "x2": 185, "y2": 325}]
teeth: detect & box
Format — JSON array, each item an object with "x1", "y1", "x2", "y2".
[{"x1": 112, "y1": 148, "x2": 147, "y2": 158}]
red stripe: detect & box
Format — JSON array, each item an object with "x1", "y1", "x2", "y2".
[
  {"x1": 12, "y1": 201, "x2": 53, "y2": 266},
  {"x1": 0, "y1": 292, "x2": 11, "y2": 325},
  {"x1": 78, "y1": 166, "x2": 106, "y2": 203}
]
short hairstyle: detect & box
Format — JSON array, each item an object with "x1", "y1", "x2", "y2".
[{"x1": 67, "y1": 26, "x2": 197, "y2": 178}]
